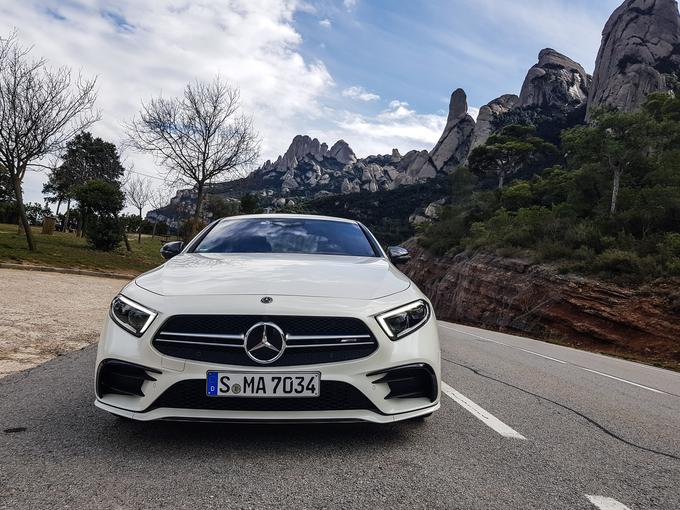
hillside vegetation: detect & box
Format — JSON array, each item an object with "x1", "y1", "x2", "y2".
[{"x1": 420, "y1": 93, "x2": 680, "y2": 283}]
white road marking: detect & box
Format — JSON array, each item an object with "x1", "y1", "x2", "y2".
[
  {"x1": 516, "y1": 348, "x2": 567, "y2": 364},
  {"x1": 438, "y1": 323, "x2": 668, "y2": 395},
  {"x1": 441, "y1": 382, "x2": 527, "y2": 440},
  {"x1": 578, "y1": 367, "x2": 666, "y2": 395},
  {"x1": 585, "y1": 495, "x2": 631, "y2": 510}
]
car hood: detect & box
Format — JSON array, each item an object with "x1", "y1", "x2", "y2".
[{"x1": 135, "y1": 253, "x2": 411, "y2": 299}]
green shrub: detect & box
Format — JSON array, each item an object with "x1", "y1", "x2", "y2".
[
  {"x1": 534, "y1": 240, "x2": 574, "y2": 261},
  {"x1": 590, "y1": 249, "x2": 645, "y2": 278},
  {"x1": 500, "y1": 181, "x2": 533, "y2": 210},
  {"x1": 85, "y1": 215, "x2": 123, "y2": 251}
]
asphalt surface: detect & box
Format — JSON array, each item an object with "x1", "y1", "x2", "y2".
[{"x1": 1, "y1": 321, "x2": 679, "y2": 509}]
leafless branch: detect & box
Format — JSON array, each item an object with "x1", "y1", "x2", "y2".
[
  {"x1": 0, "y1": 29, "x2": 99, "y2": 250},
  {"x1": 125, "y1": 77, "x2": 260, "y2": 218},
  {"x1": 125, "y1": 174, "x2": 152, "y2": 212}
]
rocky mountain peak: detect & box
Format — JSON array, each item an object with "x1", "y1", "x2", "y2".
[
  {"x1": 518, "y1": 48, "x2": 590, "y2": 109},
  {"x1": 448, "y1": 88, "x2": 469, "y2": 120},
  {"x1": 470, "y1": 94, "x2": 519, "y2": 150},
  {"x1": 279, "y1": 135, "x2": 328, "y2": 171},
  {"x1": 587, "y1": 0, "x2": 680, "y2": 120},
  {"x1": 428, "y1": 88, "x2": 476, "y2": 173},
  {"x1": 328, "y1": 139, "x2": 357, "y2": 165}
]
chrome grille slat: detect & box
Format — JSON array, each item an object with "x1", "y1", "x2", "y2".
[
  {"x1": 161, "y1": 331, "x2": 244, "y2": 340},
  {"x1": 285, "y1": 334, "x2": 371, "y2": 341},
  {"x1": 286, "y1": 342, "x2": 376, "y2": 348},
  {"x1": 155, "y1": 338, "x2": 243, "y2": 348}
]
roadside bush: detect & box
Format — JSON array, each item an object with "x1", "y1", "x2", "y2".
[
  {"x1": 658, "y1": 233, "x2": 680, "y2": 276},
  {"x1": 0, "y1": 201, "x2": 18, "y2": 224},
  {"x1": 534, "y1": 240, "x2": 574, "y2": 262},
  {"x1": 85, "y1": 215, "x2": 123, "y2": 251},
  {"x1": 590, "y1": 249, "x2": 646, "y2": 279}
]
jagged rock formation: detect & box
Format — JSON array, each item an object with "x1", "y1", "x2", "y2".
[
  {"x1": 395, "y1": 150, "x2": 437, "y2": 184},
  {"x1": 428, "y1": 89, "x2": 476, "y2": 173},
  {"x1": 519, "y1": 48, "x2": 591, "y2": 109},
  {"x1": 328, "y1": 140, "x2": 356, "y2": 165},
  {"x1": 588, "y1": 0, "x2": 680, "y2": 120},
  {"x1": 401, "y1": 241, "x2": 680, "y2": 368},
  {"x1": 148, "y1": 136, "x2": 427, "y2": 226},
  {"x1": 470, "y1": 94, "x2": 519, "y2": 150},
  {"x1": 249, "y1": 136, "x2": 395, "y2": 195},
  {"x1": 277, "y1": 135, "x2": 328, "y2": 171}
]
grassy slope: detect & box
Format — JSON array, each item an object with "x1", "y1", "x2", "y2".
[{"x1": 0, "y1": 223, "x2": 166, "y2": 275}]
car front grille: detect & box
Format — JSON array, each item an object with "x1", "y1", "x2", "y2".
[
  {"x1": 146, "y1": 379, "x2": 379, "y2": 413},
  {"x1": 151, "y1": 315, "x2": 378, "y2": 366}
]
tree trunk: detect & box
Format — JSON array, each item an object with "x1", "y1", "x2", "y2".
[
  {"x1": 123, "y1": 231, "x2": 131, "y2": 252},
  {"x1": 64, "y1": 199, "x2": 71, "y2": 233},
  {"x1": 610, "y1": 169, "x2": 622, "y2": 215},
  {"x1": 498, "y1": 172, "x2": 505, "y2": 190},
  {"x1": 11, "y1": 173, "x2": 36, "y2": 251},
  {"x1": 152, "y1": 219, "x2": 158, "y2": 239},
  {"x1": 193, "y1": 182, "x2": 205, "y2": 221},
  {"x1": 55, "y1": 199, "x2": 62, "y2": 216},
  {"x1": 78, "y1": 210, "x2": 86, "y2": 237},
  {"x1": 137, "y1": 207, "x2": 142, "y2": 243},
  {"x1": 115, "y1": 213, "x2": 132, "y2": 252}
]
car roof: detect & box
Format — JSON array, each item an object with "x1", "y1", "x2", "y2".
[{"x1": 217, "y1": 213, "x2": 359, "y2": 224}]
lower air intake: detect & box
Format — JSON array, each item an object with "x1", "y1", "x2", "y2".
[
  {"x1": 97, "y1": 359, "x2": 160, "y2": 398},
  {"x1": 368, "y1": 363, "x2": 438, "y2": 402}
]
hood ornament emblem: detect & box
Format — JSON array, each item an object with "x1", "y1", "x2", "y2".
[{"x1": 244, "y1": 322, "x2": 286, "y2": 364}]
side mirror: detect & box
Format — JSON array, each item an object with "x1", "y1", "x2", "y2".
[
  {"x1": 387, "y1": 246, "x2": 411, "y2": 265},
  {"x1": 160, "y1": 241, "x2": 184, "y2": 260}
]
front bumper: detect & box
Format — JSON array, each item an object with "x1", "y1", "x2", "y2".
[{"x1": 95, "y1": 288, "x2": 441, "y2": 423}]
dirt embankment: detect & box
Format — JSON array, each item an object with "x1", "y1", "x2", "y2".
[{"x1": 401, "y1": 240, "x2": 680, "y2": 370}]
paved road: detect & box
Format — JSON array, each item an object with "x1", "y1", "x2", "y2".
[{"x1": 1, "y1": 321, "x2": 679, "y2": 509}]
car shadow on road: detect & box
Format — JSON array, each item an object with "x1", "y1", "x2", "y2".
[{"x1": 109, "y1": 415, "x2": 425, "y2": 447}]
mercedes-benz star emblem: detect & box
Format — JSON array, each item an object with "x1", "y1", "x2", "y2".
[{"x1": 244, "y1": 322, "x2": 286, "y2": 364}]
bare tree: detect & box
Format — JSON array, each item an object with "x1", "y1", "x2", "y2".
[
  {"x1": 126, "y1": 77, "x2": 260, "y2": 223},
  {"x1": 0, "y1": 31, "x2": 98, "y2": 250},
  {"x1": 125, "y1": 175, "x2": 152, "y2": 243},
  {"x1": 148, "y1": 186, "x2": 173, "y2": 238}
]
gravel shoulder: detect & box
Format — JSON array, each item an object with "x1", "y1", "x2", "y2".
[{"x1": 0, "y1": 269, "x2": 125, "y2": 378}]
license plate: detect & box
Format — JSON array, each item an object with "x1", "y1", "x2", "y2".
[{"x1": 206, "y1": 371, "x2": 320, "y2": 398}]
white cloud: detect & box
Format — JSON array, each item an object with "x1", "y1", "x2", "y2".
[
  {"x1": 341, "y1": 85, "x2": 380, "y2": 102},
  {"x1": 343, "y1": 0, "x2": 358, "y2": 11},
  {"x1": 319, "y1": 18, "x2": 331, "y2": 28},
  {"x1": 468, "y1": 107, "x2": 480, "y2": 121},
  {"x1": 0, "y1": 0, "x2": 334, "y2": 205},
  {"x1": 329, "y1": 100, "x2": 446, "y2": 156}
]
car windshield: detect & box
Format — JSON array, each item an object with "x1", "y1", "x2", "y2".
[{"x1": 193, "y1": 218, "x2": 378, "y2": 257}]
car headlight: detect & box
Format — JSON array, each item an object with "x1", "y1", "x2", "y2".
[
  {"x1": 376, "y1": 300, "x2": 430, "y2": 340},
  {"x1": 110, "y1": 295, "x2": 157, "y2": 337}
]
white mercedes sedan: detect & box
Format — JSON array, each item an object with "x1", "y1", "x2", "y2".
[{"x1": 94, "y1": 214, "x2": 441, "y2": 423}]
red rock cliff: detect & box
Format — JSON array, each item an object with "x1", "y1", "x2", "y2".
[{"x1": 401, "y1": 240, "x2": 680, "y2": 369}]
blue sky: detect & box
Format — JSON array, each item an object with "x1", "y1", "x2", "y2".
[
  {"x1": 294, "y1": 0, "x2": 620, "y2": 115},
  {"x1": 0, "y1": 0, "x2": 622, "y2": 208}
]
